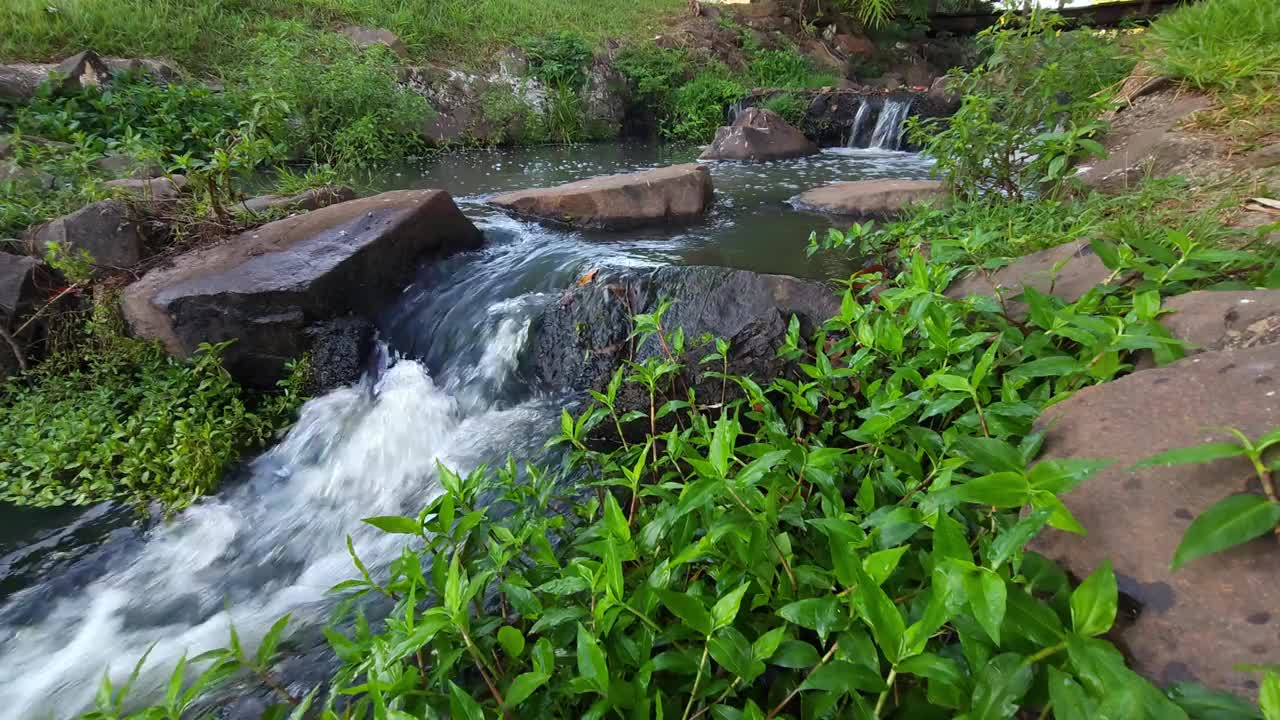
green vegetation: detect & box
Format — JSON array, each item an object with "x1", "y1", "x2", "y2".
[
  {"x1": 750, "y1": 50, "x2": 838, "y2": 90},
  {"x1": 762, "y1": 93, "x2": 810, "y2": 128},
  {"x1": 0, "y1": 299, "x2": 305, "y2": 511}
]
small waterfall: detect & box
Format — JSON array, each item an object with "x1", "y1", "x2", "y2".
[
  {"x1": 868, "y1": 99, "x2": 913, "y2": 151},
  {"x1": 844, "y1": 99, "x2": 872, "y2": 149},
  {"x1": 726, "y1": 98, "x2": 749, "y2": 125}
]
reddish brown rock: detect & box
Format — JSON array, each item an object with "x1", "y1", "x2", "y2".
[
  {"x1": 791, "y1": 179, "x2": 947, "y2": 218},
  {"x1": 490, "y1": 164, "x2": 713, "y2": 230},
  {"x1": 1030, "y1": 344, "x2": 1280, "y2": 697},
  {"x1": 700, "y1": 108, "x2": 818, "y2": 162},
  {"x1": 122, "y1": 190, "x2": 482, "y2": 386}
]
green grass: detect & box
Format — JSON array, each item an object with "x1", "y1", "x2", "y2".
[
  {"x1": 1147, "y1": 0, "x2": 1280, "y2": 94},
  {"x1": 0, "y1": 0, "x2": 686, "y2": 72}
]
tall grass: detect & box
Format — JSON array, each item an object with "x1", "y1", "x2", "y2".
[
  {"x1": 1147, "y1": 0, "x2": 1280, "y2": 93},
  {"x1": 0, "y1": 0, "x2": 686, "y2": 71}
]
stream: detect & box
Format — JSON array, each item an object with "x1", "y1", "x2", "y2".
[{"x1": 0, "y1": 144, "x2": 932, "y2": 719}]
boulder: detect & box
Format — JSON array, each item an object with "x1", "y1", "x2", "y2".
[
  {"x1": 236, "y1": 186, "x2": 357, "y2": 216},
  {"x1": 26, "y1": 200, "x2": 144, "y2": 271},
  {"x1": 0, "y1": 134, "x2": 73, "y2": 160},
  {"x1": 121, "y1": 190, "x2": 483, "y2": 387},
  {"x1": 834, "y1": 34, "x2": 874, "y2": 56},
  {"x1": 102, "y1": 57, "x2": 181, "y2": 83},
  {"x1": 699, "y1": 108, "x2": 818, "y2": 162},
  {"x1": 0, "y1": 161, "x2": 54, "y2": 190},
  {"x1": 490, "y1": 164, "x2": 714, "y2": 230},
  {"x1": 527, "y1": 265, "x2": 838, "y2": 425},
  {"x1": 339, "y1": 26, "x2": 409, "y2": 59},
  {"x1": 0, "y1": 252, "x2": 38, "y2": 322},
  {"x1": 1158, "y1": 290, "x2": 1280, "y2": 355},
  {"x1": 93, "y1": 153, "x2": 164, "y2": 178},
  {"x1": 1030, "y1": 344, "x2": 1280, "y2": 697},
  {"x1": 0, "y1": 51, "x2": 110, "y2": 103},
  {"x1": 102, "y1": 175, "x2": 187, "y2": 203},
  {"x1": 945, "y1": 239, "x2": 1111, "y2": 317},
  {"x1": 791, "y1": 179, "x2": 948, "y2": 218}
]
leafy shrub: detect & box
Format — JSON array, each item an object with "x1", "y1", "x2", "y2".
[
  {"x1": 663, "y1": 69, "x2": 747, "y2": 143},
  {"x1": 520, "y1": 31, "x2": 593, "y2": 90},
  {"x1": 910, "y1": 10, "x2": 1134, "y2": 199},
  {"x1": 615, "y1": 43, "x2": 690, "y2": 116},
  {"x1": 762, "y1": 93, "x2": 808, "y2": 127},
  {"x1": 0, "y1": 298, "x2": 304, "y2": 510},
  {"x1": 750, "y1": 49, "x2": 837, "y2": 90}
]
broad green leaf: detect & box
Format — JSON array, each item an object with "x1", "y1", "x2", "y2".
[
  {"x1": 712, "y1": 583, "x2": 751, "y2": 629},
  {"x1": 658, "y1": 590, "x2": 713, "y2": 636},
  {"x1": 576, "y1": 623, "x2": 609, "y2": 694},
  {"x1": 851, "y1": 562, "x2": 906, "y2": 663},
  {"x1": 1047, "y1": 668, "x2": 1094, "y2": 720},
  {"x1": 1263, "y1": 672, "x2": 1280, "y2": 720},
  {"x1": 970, "y1": 653, "x2": 1033, "y2": 720},
  {"x1": 988, "y1": 509, "x2": 1051, "y2": 570},
  {"x1": 497, "y1": 626, "x2": 525, "y2": 658},
  {"x1": 965, "y1": 569, "x2": 1006, "y2": 645},
  {"x1": 256, "y1": 614, "x2": 291, "y2": 668},
  {"x1": 1172, "y1": 495, "x2": 1280, "y2": 570},
  {"x1": 863, "y1": 546, "x2": 909, "y2": 586},
  {"x1": 933, "y1": 512, "x2": 974, "y2": 565},
  {"x1": 931, "y1": 373, "x2": 974, "y2": 393},
  {"x1": 603, "y1": 492, "x2": 631, "y2": 542},
  {"x1": 449, "y1": 681, "x2": 486, "y2": 720},
  {"x1": 952, "y1": 472, "x2": 1031, "y2": 508},
  {"x1": 1133, "y1": 442, "x2": 1248, "y2": 469},
  {"x1": 771, "y1": 640, "x2": 821, "y2": 668},
  {"x1": 1070, "y1": 560, "x2": 1117, "y2": 637},
  {"x1": 899, "y1": 652, "x2": 968, "y2": 708},
  {"x1": 800, "y1": 660, "x2": 888, "y2": 693},
  {"x1": 1007, "y1": 356, "x2": 1081, "y2": 380},
  {"x1": 778, "y1": 596, "x2": 842, "y2": 642},
  {"x1": 504, "y1": 672, "x2": 548, "y2": 709},
  {"x1": 361, "y1": 515, "x2": 421, "y2": 535},
  {"x1": 1167, "y1": 682, "x2": 1262, "y2": 720},
  {"x1": 752, "y1": 626, "x2": 787, "y2": 661},
  {"x1": 955, "y1": 437, "x2": 1025, "y2": 474},
  {"x1": 710, "y1": 627, "x2": 765, "y2": 683}
]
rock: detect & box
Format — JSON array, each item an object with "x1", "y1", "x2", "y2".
[
  {"x1": 303, "y1": 317, "x2": 376, "y2": 393},
  {"x1": 236, "y1": 186, "x2": 358, "y2": 216},
  {"x1": 102, "y1": 57, "x2": 181, "y2": 83},
  {"x1": 121, "y1": 190, "x2": 483, "y2": 387},
  {"x1": 729, "y1": 89, "x2": 958, "y2": 147},
  {"x1": 699, "y1": 108, "x2": 818, "y2": 162},
  {"x1": 103, "y1": 175, "x2": 187, "y2": 203},
  {"x1": 1244, "y1": 142, "x2": 1280, "y2": 170},
  {"x1": 490, "y1": 164, "x2": 713, "y2": 230},
  {"x1": 93, "y1": 153, "x2": 164, "y2": 178},
  {"x1": 339, "y1": 26, "x2": 409, "y2": 59},
  {"x1": 927, "y1": 76, "x2": 956, "y2": 100},
  {"x1": 26, "y1": 200, "x2": 144, "y2": 271},
  {"x1": 527, "y1": 265, "x2": 838, "y2": 423},
  {"x1": 0, "y1": 134, "x2": 73, "y2": 159},
  {"x1": 834, "y1": 34, "x2": 874, "y2": 56},
  {"x1": 0, "y1": 252, "x2": 38, "y2": 322},
  {"x1": 1159, "y1": 290, "x2": 1280, "y2": 354},
  {"x1": 1079, "y1": 89, "x2": 1217, "y2": 192},
  {"x1": 945, "y1": 239, "x2": 1111, "y2": 316},
  {"x1": 0, "y1": 161, "x2": 55, "y2": 190},
  {"x1": 1029, "y1": 344, "x2": 1280, "y2": 697},
  {"x1": 53, "y1": 51, "x2": 111, "y2": 93},
  {"x1": 791, "y1": 179, "x2": 948, "y2": 218}
]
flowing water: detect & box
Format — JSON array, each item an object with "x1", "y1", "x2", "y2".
[
  {"x1": 0, "y1": 143, "x2": 932, "y2": 719},
  {"x1": 868, "y1": 99, "x2": 914, "y2": 151}
]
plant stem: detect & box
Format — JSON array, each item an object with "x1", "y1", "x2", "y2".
[
  {"x1": 767, "y1": 641, "x2": 839, "y2": 719},
  {"x1": 1024, "y1": 641, "x2": 1067, "y2": 666},
  {"x1": 873, "y1": 668, "x2": 898, "y2": 718},
  {"x1": 681, "y1": 642, "x2": 711, "y2": 720}
]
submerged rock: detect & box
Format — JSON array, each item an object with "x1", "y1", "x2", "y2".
[
  {"x1": 122, "y1": 190, "x2": 483, "y2": 387},
  {"x1": 490, "y1": 164, "x2": 714, "y2": 230},
  {"x1": 1030, "y1": 344, "x2": 1280, "y2": 698},
  {"x1": 699, "y1": 107, "x2": 818, "y2": 162},
  {"x1": 791, "y1": 179, "x2": 947, "y2": 218},
  {"x1": 26, "y1": 199, "x2": 144, "y2": 271},
  {"x1": 527, "y1": 265, "x2": 837, "y2": 426}
]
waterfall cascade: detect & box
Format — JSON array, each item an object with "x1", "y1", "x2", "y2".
[
  {"x1": 844, "y1": 99, "x2": 872, "y2": 149},
  {"x1": 845, "y1": 98, "x2": 914, "y2": 152}
]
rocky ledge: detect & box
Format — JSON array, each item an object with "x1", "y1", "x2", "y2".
[
  {"x1": 122, "y1": 190, "x2": 483, "y2": 388},
  {"x1": 791, "y1": 179, "x2": 949, "y2": 218},
  {"x1": 490, "y1": 164, "x2": 714, "y2": 230}
]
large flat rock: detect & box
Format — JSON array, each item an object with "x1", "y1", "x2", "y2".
[
  {"x1": 945, "y1": 239, "x2": 1111, "y2": 317},
  {"x1": 489, "y1": 164, "x2": 713, "y2": 230},
  {"x1": 699, "y1": 107, "x2": 818, "y2": 162},
  {"x1": 123, "y1": 190, "x2": 482, "y2": 387},
  {"x1": 1031, "y1": 345, "x2": 1280, "y2": 697},
  {"x1": 790, "y1": 179, "x2": 947, "y2": 218}
]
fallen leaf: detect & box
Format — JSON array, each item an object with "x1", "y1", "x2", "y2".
[{"x1": 577, "y1": 268, "x2": 599, "y2": 286}]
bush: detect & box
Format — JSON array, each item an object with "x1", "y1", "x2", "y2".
[
  {"x1": 762, "y1": 93, "x2": 808, "y2": 127},
  {"x1": 0, "y1": 298, "x2": 304, "y2": 511},
  {"x1": 663, "y1": 69, "x2": 747, "y2": 143},
  {"x1": 910, "y1": 10, "x2": 1134, "y2": 199},
  {"x1": 750, "y1": 49, "x2": 838, "y2": 90},
  {"x1": 615, "y1": 43, "x2": 690, "y2": 116}
]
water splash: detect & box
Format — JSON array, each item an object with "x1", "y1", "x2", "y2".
[{"x1": 869, "y1": 99, "x2": 914, "y2": 151}]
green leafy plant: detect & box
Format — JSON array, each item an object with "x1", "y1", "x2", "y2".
[
  {"x1": 750, "y1": 49, "x2": 837, "y2": 90},
  {"x1": 1135, "y1": 428, "x2": 1280, "y2": 570},
  {"x1": 615, "y1": 43, "x2": 690, "y2": 118},
  {"x1": 762, "y1": 93, "x2": 809, "y2": 127},
  {"x1": 663, "y1": 69, "x2": 746, "y2": 143}
]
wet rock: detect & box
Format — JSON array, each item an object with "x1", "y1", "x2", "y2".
[
  {"x1": 1158, "y1": 290, "x2": 1280, "y2": 355},
  {"x1": 945, "y1": 239, "x2": 1111, "y2": 317},
  {"x1": 102, "y1": 175, "x2": 187, "y2": 203},
  {"x1": 490, "y1": 164, "x2": 713, "y2": 230},
  {"x1": 26, "y1": 199, "x2": 144, "y2": 271},
  {"x1": 121, "y1": 190, "x2": 482, "y2": 387},
  {"x1": 340, "y1": 26, "x2": 409, "y2": 59},
  {"x1": 791, "y1": 179, "x2": 947, "y2": 218},
  {"x1": 700, "y1": 107, "x2": 818, "y2": 162},
  {"x1": 727, "y1": 89, "x2": 958, "y2": 148},
  {"x1": 236, "y1": 186, "x2": 357, "y2": 216},
  {"x1": 528, "y1": 265, "x2": 838, "y2": 425},
  {"x1": 304, "y1": 317, "x2": 376, "y2": 393},
  {"x1": 0, "y1": 252, "x2": 38, "y2": 322},
  {"x1": 1029, "y1": 344, "x2": 1280, "y2": 698}
]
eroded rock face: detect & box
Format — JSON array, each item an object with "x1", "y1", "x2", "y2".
[
  {"x1": 527, "y1": 265, "x2": 838, "y2": 425},
  {"x1": 122, "y1": 190, "x2": 483, "y2": 387},
  {"x1": 945, "y1": 239, "x2": 1111, "y2": 317},
  {"x1": 1030, "y1": 344, "x2": 1280, "y2": 698},
  {"x1": 26, "y1": 200, "x2": 144, "y2": 271},
  {"x1": 1079, "y1": 89, "x2": 1218, "y2": 192},
  {"x1": 791, "y1": 179, "x2": 947, "y2": 218},
  {"x1": 699, "y1": 108, "x2": 818, "y2": 162},
  {"x1": 490, "y1": 164, "x2": 714, "y2": 230}
]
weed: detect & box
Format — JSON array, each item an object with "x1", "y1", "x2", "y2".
[
  {"x1": 750, "y1": 49, "x2": 838, "y2": 90},
  {"x1": 663, "y1": 68, "x2": 747, "y2": 144},
  {"x1": 762, "y1": 93, "x2": 809, "y2": 127}
]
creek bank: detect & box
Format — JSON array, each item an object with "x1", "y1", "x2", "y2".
[
  {"x1": 121, "y1": 189, "x2": 483, "y2": 388},
  {"x1": 526, "y1": 264, "x2": 837, "y2": 431},
  {"x1": 489, "y1": 164, "x2": 714, "y2": 230}
]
